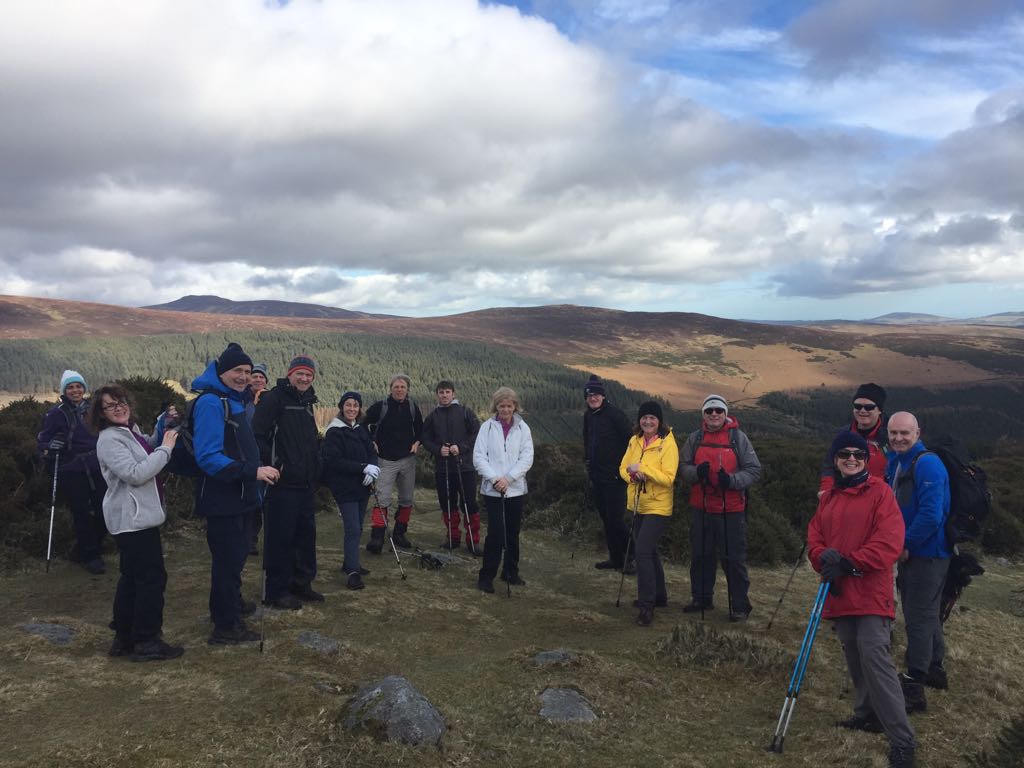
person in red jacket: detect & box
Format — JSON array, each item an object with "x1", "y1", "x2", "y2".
[
  {"x1": 818, "y1": 383, "x2": 890, "y2": 496},
  {"x1": 808, "y1": 431, "x2": 917, "y2": 768}
]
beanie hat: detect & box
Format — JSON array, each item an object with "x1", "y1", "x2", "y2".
[
  {"x1": 251, "y1": 363, "x2": 269, "y2": 380},
  {"x1": 583, "y1": 374, "x2": 606, "y2": 398},
  {"x1": 60, "y1": 369, "x2": 87, "y2": 395},
  {"x1": 216, "y1": 343, "x2": 253, "y2": 376},
  {"x1": 339, "y1": 390, "x2": 362, "y2": 408},
  {"x1": 637, "y1": 401, "x2": 663, "y2": 422},
  {"x1": 287, "y1": 355, "x2": 316, "y2": 377},
  {"x1": 828, "y1": 430, "x2": 869, "y2": 463},
  {"x1": 853, "y1": 383, "x2": 886, "y2": 409},
  {"x1": 702, "y1": 394, "x2": 728, "y2": 415}
]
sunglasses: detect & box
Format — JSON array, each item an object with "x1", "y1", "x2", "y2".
[
  {"x1": 836, "y1": 449, "x2": 867, "y2": 460},
  {"x1": 704, "y1": 408, "x2": 726, "y2": 415},
  {"x1": 852, "y1": 403, "x2": 878, "y2": 412}
]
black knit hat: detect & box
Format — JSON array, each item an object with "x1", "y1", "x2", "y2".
[
  {"x1": 338, "y1": 390, "x2": 362, "y2": 408},
  {"x1": 853, "y1": 383, "x2": 886, "y2": 409},
  {"x1": 583, "y1": 374, "x2": 606, "y2": 398},
  {"x1": 216, "y1": 342, "x2": 253, "y2": 375},
  {"x1": 828, "y1": 430, "x2": 869, "y2": 462},
  {"x1": 637, "y1": 401, "x2": 663, "y2": 422}
]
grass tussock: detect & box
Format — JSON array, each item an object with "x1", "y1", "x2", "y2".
[{"x1": 657, "y1": 620, "x2": 790, "y2": 673}]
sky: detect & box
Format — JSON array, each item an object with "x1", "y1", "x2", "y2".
[{"x1": 0, "y1": 0, "x2": 1022, "y2": 321}]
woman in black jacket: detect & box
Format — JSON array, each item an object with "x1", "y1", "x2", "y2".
[{"x1": 322, "y1": 392, "x2": 379, "y2": 589}]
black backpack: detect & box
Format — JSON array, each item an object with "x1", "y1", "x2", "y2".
[
  {"x1": 913, "y1": 434, "x2": 992, "y2": 544},
  {"x1": 166, "y1": 390, "x2": 232, "y2": 477}
]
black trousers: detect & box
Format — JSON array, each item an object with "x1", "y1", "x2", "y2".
[
  {"x1": 478, "y1": 495, "x2": 524, "y2": 582},
  {"x1": 688, "y1": 508, "x2": 751, "y2": 612},
  {"x1": 206, "y1": 513, "x2": 249, "y2": 631},
  {"x1": 591, "y1": 479, "x2": 630, "y2": 566},
  {"x1": 635, "y1": 514, "x2": 669, "y2": 608},
  {"x1": 112, "y1": 526, "x2": 167, "y2": 642},
  {"x1": 61, "y1": 470, "x2": 108, "y2": 562},
  {"x1": 264, "y1": 485, "x2": 317, "y2": 599}
]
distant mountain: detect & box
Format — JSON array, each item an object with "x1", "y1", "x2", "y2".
[
  {"x1": 965, "y1": 311, "x2": 1024, "y2": 327},
  {"x1": 864, "y1": 312, "x2": 955, "y2": 325},
  {"x1": 143, "y1": 294, "x2": 392, "y2": 319}
]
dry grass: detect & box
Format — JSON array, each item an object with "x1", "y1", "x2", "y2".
[{"x1": 1, "y1": 490, "x2": 1021, "y2": 767}]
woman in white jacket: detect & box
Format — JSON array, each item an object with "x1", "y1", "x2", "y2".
[
  {"x1": 87, "y1": 384, "x2": 183, "y2": 662},
  {"x1": 473, "y1": 387, "x2": 534, "y2": 594}
]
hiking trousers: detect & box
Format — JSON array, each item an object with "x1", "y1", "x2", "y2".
[
  {"x1": 688, "y1": 508, "x2": 751, "y2": 612},
  {"x1": 591, "y1": 478, "x2": 630, "y2": 567},
  {"x1": 479, "y1": 494, "x2": 524, "y2": 582},
  {"x1": 265, "y1": 485, "x2": 317, "y2": 599},
  {"x1": 206, "y1": 513, "x2": 249, "y2": 631},
  {"x1": 62, "y1": 470, "x2": 108, "y2": 562},
  {"x1": 112, "y1": 526, "x2": 167, "y2": 643},
  {"x1": 634, "y1": 514, "x2": 669, "y2": 608},
  {"x1": 897, "y1": 556, "x2": 949, "y2": 678},
  {"x1": 333, "y1": 495, "x2": 368, "y2": 573},
  {"x1": 376, "y1": 455, "x2": 417, "y2": 509}
]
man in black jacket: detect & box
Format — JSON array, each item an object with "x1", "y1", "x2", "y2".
[
  {"x1": 421, "y1": 380, "x2": 481, "y2": 553},
  {"x1": 582, "y1": 375, "x2": 634, "y2": 572},
  {"x1": 253, "y1": 355, "x2": 323, "y2": 609},
  {"x1": 362, "y1": 374, "x2": 423, "y2": 552}
]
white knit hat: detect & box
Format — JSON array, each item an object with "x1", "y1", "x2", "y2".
[{"x1": 59, "y1": 369, "x2": 87, "y2": 395}]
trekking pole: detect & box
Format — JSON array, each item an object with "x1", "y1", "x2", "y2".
[
  {"x1": 45, "y1": 450, "x2": 61, "y2": 572},
  {"x1": 455, "y1": 457, "x2": 478, "y2": 556},
  {"x1": 769, "y1": 580, "x2": 831, "y2": 753},
  {"x1": 501, "y1": 490, "x2": 511, "y2": 598},
  {"x1": 615, "y1": 482, "x2": 643, "y2": 608},
  {"x1": 443, "y1": 452, "x2": 454, "y2": 552},
  {"x1": 765, "y1": 543, "x2": 807, "y2": 633},
  {"x1": 259, "y1": 487, "x2": 268, "y2": 653},
  {"x1": 373, "y1": 486, "x2": 406, "y2": 580},
  {"x1": 699, "y1": 480, "x2": 707, "y2": 621},
  {"x1": 719, "y1": 458, "x2": 734, "y2": 618}
]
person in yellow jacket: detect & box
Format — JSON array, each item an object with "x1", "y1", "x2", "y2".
[{"x1": 619, "y1": 401, "x2": 678, "y2": 626}]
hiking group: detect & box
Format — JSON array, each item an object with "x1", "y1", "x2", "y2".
[{"x1": 39, "y1": 345, "x2": 964, "y2": 767}]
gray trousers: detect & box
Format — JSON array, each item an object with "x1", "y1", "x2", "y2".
[
  {"x1": 896, "y1": 556, "x2": 949, "y2": 678},
  {"x1": 835, "y1": 615, "x2": 917, "y2": 751},
  {"x1": 375, "y1": 455, "x2": 417, "y2": 509},
  {"x1": 688, "y1": 508, "x2": 751, "y2": 612},
  {"x1": 634, "y1": 515, "x2": 669, "y2": 608}
]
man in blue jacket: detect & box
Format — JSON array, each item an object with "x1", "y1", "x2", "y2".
[
  {"x1": 886, "y1": 411, "x2": 952, "y2": 713},
  {"x1": 192, "y1": 343, "x2": 280, "y2": 644}
]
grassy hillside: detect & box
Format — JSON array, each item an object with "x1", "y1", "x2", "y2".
[{"x1": 1, "y1": 491, "x2": 1021, "y2": 768}]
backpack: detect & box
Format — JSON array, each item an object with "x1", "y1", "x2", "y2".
[
  {"x1": 166, "y1": 390, "x2": 232, "y2": 477},
  {"x1": 911, "y1": 434, "x2": 992, "y2": 544}
]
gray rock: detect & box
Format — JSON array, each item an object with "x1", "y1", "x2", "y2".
[
  {"x1": 297, "y1": 631, "x2": 339, "y2": 654},
  {"x1": 346, "y1": 676, "x2": 445, "y2": 747},
  {"x1": 20, "y1": 622, "x2": 75, "y2": 646},
  {"x1": 539, "y1": 687, "x2": 597, "y2": 722},
  {"x1": 996, "y1": 557, "x2": 1010, "y2": 567},
  {"x1": 533, "y1": 649, "x2": 577, "y2": 666}
]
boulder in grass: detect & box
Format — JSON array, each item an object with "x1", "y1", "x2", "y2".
[
  {"x1": 20, "y1": 622, "x2": 75, "y2": 646},
  {"x1": 297, "y1": 631, "x2": 339, "y2": 654},
  {"x1": 539, "y1": 687, "x2": 597, "y2": 722},
  {"x1": 532, "y1": 649, "x2": 577, "y2": 666},
  {"x1": 345, "y1": 676, "x2": 445, "y2": 748}
]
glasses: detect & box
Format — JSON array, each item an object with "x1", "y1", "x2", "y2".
[
  {"x1": 102, "y1": 401, "x2": 129, "y2": 412},
  {"x1": 836, "y1": 449, "x2": 867, "y2": 460},
  {"x1": 704, "y1": 408, "x2": 726, "y2": 415},
  {"x1": 852, "y1": 403, "x2": 878, "y2": 411}
]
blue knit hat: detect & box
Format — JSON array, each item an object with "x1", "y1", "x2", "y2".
[
  {"x1": 216, "y1": 343, "x2": 253, "y2": 375},
  {"x1": 60, "y1": 369, "x2": 87, "y2": 394},
  {"x1": 828, "y1": 430, "x2": 869, "y2": 463},
  {"x1": 338, "y1": 391, "x2": 362, "y2": 408}
]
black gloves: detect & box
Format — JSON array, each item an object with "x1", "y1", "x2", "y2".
[
  {"x1": 822, "y1": 554, "x2": 856, "y2": 584},
  {"x1": 47, "y1": 437, "x2": 66, "y2": 452},
  {"x1": 696, "y1": 462, "x2": 710, "y2": 482},
  {"x1": 717, "y1": 468, "x2": 731, "y2": 489},
  {"x1": 819, "y1": 548, "x2": 841, "y2": 567}
]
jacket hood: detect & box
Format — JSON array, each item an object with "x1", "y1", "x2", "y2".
[
  {"x1": 327, "y1": 416, "x2": 358, "y2": 431},
  {"x1": 190, "y1": 360, "x2": 251, "y2": 403}
]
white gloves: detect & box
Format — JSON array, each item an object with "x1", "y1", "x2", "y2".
[
  {"x1": 362, "y1": 464, "x2": 380, "y2": 486},
  {"x1": 362, "y1": 474, "x2": 375, "y2": 486}
]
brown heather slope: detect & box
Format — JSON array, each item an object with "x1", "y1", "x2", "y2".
[{"x1": 2, "y1": 295, "x2": 1021, "y2": 407}]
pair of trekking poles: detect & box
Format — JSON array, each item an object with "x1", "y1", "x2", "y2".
[{"x1": 442, "y1": 453, "x2": 479, "y2": 557}]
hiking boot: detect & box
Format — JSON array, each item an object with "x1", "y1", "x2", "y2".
[
  {"x1": 342, "y1": 564, "x2": 370, "y2": 576},
  {"x1": 131, "y1": 637, "x2": 185, "y2": 662},
  {"x1": 729, "y1": 609, "x2": 751, "y2": 623},
  {"x1": 346, "y1": 572, "x2": 365, "y2": 590},
  {"x1": 924, "y1": 665, "x2": 948, "y2": 690},
  {"x1": 392, "y1": 523, "x2": 412, "y2": 549},
  {"x1": 263, "y1": 594, "x2": 303, "y2": 611},
  {"x1": 835, "y1": 714, "x2": 884, "y2": 733},
  {"x1": 478, "y1": 579, "x2": 495, "y2": 594},
  {"x1": 208, "y1": 623, "x2": 260, "y2": 645},
  {"x1": 887, "y1": 745, "x2": 916, "y2": 768},
  {"x1": 622, "y1": 561, "x2": 637, "y2": 576},
  {"x1": 108, "y1": 633, "x2": 133, "y2": 657},
  {"x1": 290, "y1": 584, "x2": 325, "y2": 602},
  {"x1": 633, "y1": 597, "x2": 668, "y2": 608},
  {"x1": 594, "y1": 560, "x2": 618, "y2": 570},
  {"x1": 366, "y1": 527, "x2": 385, "y2": 554},
  {"x1": 900, "y1": 673, "x2": 927, "y2": 713},
  {"x1": 682, "y1": 600, "x2": 713, "y2": 613},
  {"x1": 500, "y1": 573, "x2": 526, "y2": 586},
  {"x1": 239, "y1": 598, "x2": 258, "y2": 617},
  {"x1": 635, "y1": 606, "x2": 654, "y2": 627},
  {"x1": 439, "y1": 538, "x2": 461, "y2": 550},
  {"x1": 84, "y1": 557, "x2": 106, "y2": 575}
]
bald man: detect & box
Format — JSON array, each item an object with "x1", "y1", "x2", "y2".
[{"x1": 886, "y1": 412, "x2": 952, "y2": 714}]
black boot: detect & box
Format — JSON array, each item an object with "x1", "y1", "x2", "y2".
[
  {"x1": 392, "y1": 522, "x2": 412, "y2": 549},
  {"x1": 635, "y1": 606, "x2": 654, "y2": 626},
  {"x1": 366, "y1": 526, "x2": 385, "y2": 554},
  {"x1": 887, "y1": 745, "x2": 916, "y2": 768},
  {"x1": 924, "y1": 664, "x2": 948, "y2": 690},
  {"x1": 900, "y1": 673, "x2": 928, "y2": 713}
]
